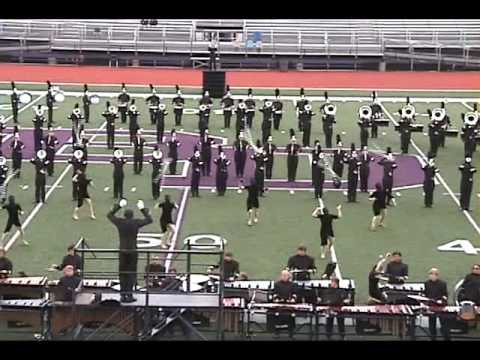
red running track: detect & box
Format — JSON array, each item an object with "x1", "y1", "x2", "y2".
[{"x1": 0, "y1": 63, "x2": 478, "y2": 90}]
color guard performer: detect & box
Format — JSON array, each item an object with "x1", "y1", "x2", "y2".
[
  {"x1": 321, "y1": 92, "x2": 336, "y2": 148},
  {"x1": 245, "y1": 89, "x2": 256, "y2": 128},
  {"x1": 146, "y1": 84, "x2": 160, "y2": 125},
  {"x1": 149, "y1": 146, "x2": 163, "y2": 200},
  {"x1": 359, "y1": 146, "x2": 374, "y2": 193},
  {"x1": 102, "y1": 102, "x2": 118, "y2": 150},
  {"x1": 199, "y1": 130, "x2": 215, "y2": 176},
  {"x1": 111, "y1": 149, "x2": 127, "y2": 200},
  {"x1": 235, "y1": 100, "x2": 247, "y2": 137},
  {"x1": 332, "y1": 135, "x2": 346, "y2": 178},
  {"x1": 156, "y1": 194, "x2": 178, "y2": 248},
  {"x1": 1, "y1": 196, "x2": 26, "y2": 246},
  {"x1": 10, "y1": 82, "x2": 19, "y2": 124},
  {"x1": 241, "y1": 177, "x2": 261, "y2": 226},
  {"x1": 369, "y1": 182, "x2": 387, "y2": 231},
  {"x1": 345, "y1": 145, "x2": 361, "y2": 203},
  {"x1": 133, "y1": 130, "x2": 146, "y2": 175},
  {"x1": 459, "y1": 156, "x2": 476, "y2": 211},
  {"x1": 189, "y1": 147, "x2": 203, "y2": 198},
  {"x1": 117, "y1": 83, "x2": 130, "y2": 124},
  {"x1": 72, "y1": 169, "x2": 96, "y2": 221},
  {"x1": 82, "y1": 84, "x2": 91, "y2": 123},
  {"x1": 127, "y1": 100, "x2": 140, "y2": 144},
  {"x1": 263, "y1": 135, "x2": 277, "y2": 180},
  {"x1": 68, "y1": 150, "x2": 87, "y2": 201},
  {"x1": 167, "y1": 129, "x2": 180, "y2": 175},
  {"x1": 221, "y1": 85, "x2": 234, "y2": 129},
  {"x1": 156, "y1": 103, "x2": 168, "y2": 144},
  {"x1": 214, "y1": 146, "x2": 230, "y2": 196},
  {"x1": 312, "y1": 203, "x2": 342, "y2": 259},
  {"x1": 0, "y1": 156, "x2": 7, "y2": 205},
  {"x1": 32, "y1": 105, "x2": 46, "y2": 152},
  {"x1": 69, "y1": 104, "x2": 83, "y2": 145},
  {"x1": 234, "y1": 132, "x2": 248, "y2": 178},
  {"x1": 460, "y1": 111, "x2": 478, "y2": 158},
  {"x1": 423, "y1": 268, "x2": 450, "y2": 341},
  {"x1": 378, "y1": 147, "x2": 397, "y2": 206},
  {"x1": 260, "y1": 100, "x2": 273, "y2": 144},
  {"x1": 251, "y1": 140, "x2": 268, "y2": 197},
  {"x1": 312, "y1": 151, "x2": 326, "y2": 199},
  {"x1": 301, "y1": 104, "x2": 315, "y2": 148},
  {"x1": 172, "y1": 85, "x2": 185, "y2": 126},
  {"x1": 286, "y1": 129, "x2": 301, "y2": 182},
  {"x1": 272, "y1": 88, "x2": 283, "y2": 131},
  {"x1": 10, "y1": 130, "x2": 24, "y2": 178},
  {"x1": 46, "y1": 81, "x2": 55, "y2": 127},
  {"x1": 422, "y1": 155, "x2": 439, "y2": 208},
  {"x1": 31, "y1": 149, "x2": 49, "y2": 204},
  {"x1": 43, "y1": 128, "x2": 59, "y2": 177},
  {"x1": 295, "y1": 88, "x2": 308, "y2": 132}
]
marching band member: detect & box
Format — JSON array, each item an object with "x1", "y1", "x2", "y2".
[
  {"x1": 68, "y1": 103, "x2": 83, "y2": 145},
  {"x1": 459, "y1": 156, "x2": 476, "y2": 211},
  {"x1": 422, "y1": 155, "x2": 439, "y2": 208},
  {"x1": 68, "y1": 150, "x2": 87, "y2": 201},
  {"x1": 234, "y1": 132, "x2": 248, "y2": 178},
  {"x1": 323, "y1": 277, "x2": 347, "y2": 340},
  {"x1": 199, "y1": 129, "x2": 215, "y2": 177},
  {"x1": 221, "y1": 85, "x2": 234, "y2": 129},
  {"x1": 10, "y1": 82, "x2": 19, "y2": 124},
  {"x1": 378, "y1": 147, "x2": 397, "y2": 206},
  {"x1": 428, "y1": 107, "x2": 446, "y2": 157},
  {"x1": 0, "y1": 117, "x2": 5, "y2": 153},
  {"x1": 146, "y1": 84, "x2": 160, "y2": 125},
  {"x1": 156, "y1": 194, "x2": 178, "y2": 249},
  {"x1": 312, "y1": 203, "x2": 342, "y2": 259},
  {"x1": 31, "y1": 149, "x2": 49, "y2": 204},
  {"x1": 82, "y1": 84, "x2": 91, "y2": 123},
  {"x1": 369, "y1": 182, "x2": 387, "y2": 231},
  {"x1": 0, "y1": 248, "x2": 13, "y2": 278},
  {"x1": 311, "y1": 140, "x2": 322, "y2": 184},
  {"x1": 272, "y1": 88, "x2": 283, "y2": 131},
  {"x1": 149, "y1": 146, "x2": 163, "y2": 200},
  {"x1": 345, "y1": 144, "x2": 361, "y2": 203},
  {"x1": 287, "y1": 245, "x2": 316, "y2": 281},
  {"x1": 251, "y1": 140, "x2": 268, "y2": 197},
  {"x1": 189, "y1": 147, "x2": 203, "y2": 198},
  {"x1": 368, "y1": 262, "x2": 388, "y2": 304},
  {"x1": 1, "y1": 196, "x2": 25, "y2": 246},
  {"x1": 57, "y1": 264, "x2": 82, "y2": 302},
  {"x1": 72, "y1": 168, "x2": 96, "y2": 221},
  {"x1": 263, "y1": 135, "x2": 277, "y2": 180},
  {"x1": 199, "y1": 90, "x2": 213, "y2": 108},
  {"x1": 385, "y1": 251, "x2": 409, "y2": 284},
  {"x1": 222, "y1": 252, "x2": 240, "y2": 280},
  {"x1": 198, "y1": 104, "x2": 209, "y2": 138},
  {"x1": 133, "y1": 129, "x2": 146, "y2": 175},
  {"x1": 127, "y1": 100, "x2": 140, "y2": 144},
  {"x1": 111, "y1": 149, "x2": 127, "y2": 200},
  {"x1": 295, "y1": 88, "x2": 308, "y2": 132},
  {"x1": 33, "y1": 105, "x2": 46, "y2": 152},
  {"x1": 312, "y1": 151, "x2": 326, "y2": 199},
  {"x1": 273, "y1": 270, "x2": 297, "y2": 303},
  {"x1": 397, "y1": 101, "x2": 414, "y2": 154},
  {"x1": 438, "y1": 102, "x2": 451, "y2": 148},
  {"x1": 117, "y1": 83, "x2": 130, "y2": 124},
  {"x1": 241, "y1": 177, "x2": 261, "y2": 226},
  {"x1": 107, "y1": 199, "x2": 153, "y2": 303},
  {"x1": 260, "y1": 100, "x2": 273, "y2": 144},
  {"x1": 460, "y1": 111, "x2": 478, "y2": 158},
  {"x1": 213, "y1": 146, "x2": 230, "y2": 196},
  {"x1": 423, "y1": 268, "x2": 450, "y2": 341},
  {"x1": 359, "y1": 146, "x2": 374, "y2": 193},
  {"x1": 234, "y1": 100, "x2": 247, "y2": 137},
  {"x1": 172, "y1": 85, "x2": 185, "y2": 126},
  {"x1": 43, "y1": 127, "x2": 59, "y2": 176},
  {"x1": 73, "y1": 129, "x2": 89, "y2": 161},
  {"x1": 358, "y1": 105, "x2": 372, "y2": 148},
  {"x1": 333, "y1": 135, "x2": 346, "y2": 178},
  {"x1": 245, "y1": 88, "x2": 256, "y2": 128},
  {"x1": 156, "y1": 103, "x2": 168, "y2": 144},
  {"x1": 321, "y1": 92, "x2": 336, "y2": 148},
  {"x1": 460, "y1": 264, "x2": 480, "y2": 305},
  {"x1": 167, "y1": 129, "x2": 180, "y2": 175},
  {"x1": 370, "y1": 92, "x2": 383, "y2": 139},
  {"x1": 102, "y1": 102, "x2": 118, "y2": 150},
  {"x1": 0, "y1": 156, "x2": 8, "y2": 204},
  {"x1": 302, "y1": 103, "x2": 315, "y2": 148},
  {"x1": 10, "y1": 129, "x2": 24, "y2": 178},
  {"x1": 46, "y1": 81, "x2": 55, "y2": 127},
  {"x1": 286, "y1": 129, "x2": 301, "y2": 182},
  {"x1": 51, "y1": 244, "x2": 83, "y2": 272}
]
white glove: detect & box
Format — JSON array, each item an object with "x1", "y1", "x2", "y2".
[
  {"x1": 119, "y1": 199, "x2": 127, "y2": 208},
  {"x1": 137, "y1": 200, "x2": 145, "y2": 210}
]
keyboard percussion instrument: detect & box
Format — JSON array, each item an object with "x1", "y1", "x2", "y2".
[{"x1": 0, "y1": 277, "x2": 48, "y2": 299}]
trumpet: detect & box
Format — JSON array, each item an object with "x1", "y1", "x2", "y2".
[{"x1": 359, "y1": 105, "x2": 372, "y2": 119}]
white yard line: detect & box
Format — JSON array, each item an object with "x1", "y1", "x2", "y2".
[
  {"x1": 379, "y1": 101, "x2": 480, "y2": 237},
  {"x1": 2, "y1": 93, "x2": 46, "y2": 125},
  {"x1": 461, "y1": 102, "x2": 474, "y2": 110},
  {"x1": 4, "y1": 121, "x2": 108, "y2": 251},
  {"x1": 330, "y1": 245, "x2": 342, "y2": 280},
  {"x1": 164, "y1": 187, "x2": 189, "y2": 272}
]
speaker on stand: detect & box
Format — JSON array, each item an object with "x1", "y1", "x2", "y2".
[{"x1": 202, "y1": 70, "x2": 226, "y2": 98}]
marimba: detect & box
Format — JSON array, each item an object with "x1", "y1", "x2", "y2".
[
  {"x1": 0, "y1": 277, "x2": 48, "y2": 299},
  {"x1": 380, "y1": 282, "x2": 424, "y2": 305}
]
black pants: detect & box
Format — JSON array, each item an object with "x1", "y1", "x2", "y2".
[
  {"x1": 107, "y1": 127, "x2": 115, "y2": 149},
  {"x1": 360, "y1": 128, "x2": 369, "y2": 148},
  {"x1": 383, "y1": 177, "x2": 394, "y2": 205},
  {"x1": 430, "y1": 135, "x2": 441, "y2": 157},
  {"x1": 333, "y1": 163, "x2": 344, "y2": 178},
  {"x1": 324, "y1": 128, "x2": 333, "y2": 148},
  {"x1": 460, "y1": 180, "x2": 473, "y2": 210},
  {"x1": 113, "y1": 174, "x2": 124, "y2": 199},
  {"x1": 12, "y1": 105, "x2": 18, "y2": 124},
  {"x1": 34, "y1": 129, "x2": 43, "y2": 152},
  {"x1": 157, "y1": 123, "x2": 165, "y2": 144},
  {"x1": 303, "y1": 122, "x2": 311, "y2": 147},
  {"x1": 152, "y1": 175, "x2": 160, "y2": 200},
  {"x1": 119, "y1": 108, "x2": 127, "y2": 124},
  {"x1": 12, "y1": 156, "x2": 22, "y2": 178},
  {"x1": 169, "y1": 158, "x2": 177, "y2": 175},
  {"x1": 191, "y1": 171, "x2": 200, "y2": 197},
  {"x1": 424, "y1": 181, "x2": 435, "y2": 207},
  {"x1": 360, "y1": 168, "x2": 369, "y2": 192},
  {"x1": 133, "y1": 154, "x2": 143, "y2": 174},
  {"x1": 202, "y1": 154, "x2": 211, "y2": 176},
  {"x1": 84, "y1": 106, "x2": 90, "y2": 123},
  {"x1": 46, "y1": 152, "x2": 55, "y2": 176},
  {"x1": 255, "y1": 169, "x2": 265, "y2": 196},
  {"x1": 266, "y1": 158, "x2": 274, "y2": 179},
  {"x1": 216, "y1": 173, "x2": 228, "y2": 196},
  {"x1": 326, "y1": 315, "x2": 345, "y2": 339},
  {"x1": 347, "y1": 175, "x2": 358, "y2": 202},
  {"x1": 174, "y1": 110, "x2": 183, "y2": 126},
  {"x1": 464, "y1": 140, "x2": 476, "y2": 158},
  {"x1": 371, "y1": 123, "x2": 378, "y2": 138},
  {"x1": 298, "y1": 117, "x2": 303, "y2": 132},
  {"x1": 129, "y1": 128, "x2": 137, "y2": 144},
  {"x1": 428, "y1": 315, "x2": 450, "y2": 340},
  {"x1": 35, "y1": 175, "x2": 46, "y2": 203},
  {"x1": 262, "y1": 125, "x2": 271, "y2": 145},
  {"x1": 149, "y1": 109, "x2": 157, "y2": 125},
  {"x1": 48, "y1": 106, "x2": 53, "y2": 127},
  {"x1": 119, "y1": 253, "x2": 137, "y2": 298},
  {"x1": 72, "y1": 178, "x2": 78, "y2": 201},
  {"x1": 400, "y1": 131, "x2": 411, "y2": 154},
  {"x1": 246, "y1": 112, "x2": 254, "y2": 128},
  {"x1": 235, "y1": 153, "x2": 246, "y2": 177},
  {"x1": 313, "y1": 177, "x2": 324, "y2": 199},
  {"x1": 224, "y1": 112, "x2": 232, "y2": 129},
  {"x1": 287, "y1": 156, "x2": 299, "y2": 182},
  {"x1": 273, "y1": 113, "x2": 282, "y2": 130},
  {"x1": 439, "y1": 130, "x2": 446, "y2": 148}
]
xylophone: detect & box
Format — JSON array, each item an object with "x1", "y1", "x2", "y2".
[
  {"x1": 225, "y1": 279, "x2": 355, "y2": 290},
  {"x1": 380, "y1": 282, "x2": 424, "y2": 305},
  {"x1": 0, "y1": 277, "x2": 48, "y2": 299},
  {"x1": 249, "y1": 302, "x2": 314, "y2": 312}
]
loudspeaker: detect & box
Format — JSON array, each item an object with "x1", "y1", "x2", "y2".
[{"x1": 203, "y1": 71, "x2": 226, "y2": 98}]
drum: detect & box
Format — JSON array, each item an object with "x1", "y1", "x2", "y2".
[
  {"x1": 459, "y1": 301, "x2": 476, "y2": 321},
  {"x1": 53, "y1": 92, "x2": 65, "y2": 103},
  {"x1": 19, "y1": 92, "x2": 32, "y2": 104},
  {"x1": 89, "y1": 95, "x2": 100, "y2": 105}
]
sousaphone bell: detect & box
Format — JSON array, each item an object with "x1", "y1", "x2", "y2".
[
  {"x1": 324, "y1": 103, "x2": 337, "y2": 116},
  {"x1": 359, "y1": 105, "x2": 372, "y2": 119}
]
